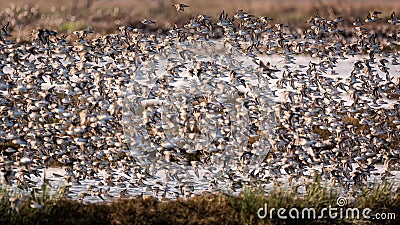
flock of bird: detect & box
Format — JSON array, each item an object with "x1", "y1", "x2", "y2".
[{"x1": 0, "y1": 4, "x2": 400, "y2": 205}]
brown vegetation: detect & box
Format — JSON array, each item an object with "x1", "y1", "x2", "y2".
[
  {"x1": 1, "y1": 181, "x2": 400, "y2": 225},
  {"x1": 1, "y1": 0, "x2": 400, "y2": 42}
]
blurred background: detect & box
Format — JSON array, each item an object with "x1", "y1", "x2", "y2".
[{"x1": 0, "y1": 0, "x2": 399, "y2": 41}]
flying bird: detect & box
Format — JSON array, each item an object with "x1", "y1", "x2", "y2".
[
  {"x1": 141, "y1": 19, "x2": 157, "y2": 25},
  {"x1": 173, "y1": 3, "x2": 189, "y2": 11},
  {"x1": 388, "y1": 11, "x2": 399, "y2": 25},
  {"x1": 0, "y1": 22, "x2": 12, "y2": 41}
]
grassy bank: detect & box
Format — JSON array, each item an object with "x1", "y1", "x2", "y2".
[{"x1": 1, "y1": 180, "x2": 399, "y2": 225}]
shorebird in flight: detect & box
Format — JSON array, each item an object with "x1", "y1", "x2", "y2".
[
  {"x1": 0, "y1": 22, "x2": 11, "y2": 41},
  {"x1": 388, "y1": 11, "x2": 399, "y2": 25},
  {"x1": 173, "y1": 3, "x2": 189, "y2": 11},
  {"x1": 142, "y1": 19, "x2": 157, "y2": 25}
]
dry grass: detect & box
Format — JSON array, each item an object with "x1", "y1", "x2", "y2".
[
  {"x1": 2, "y1": 0, "x2": 400, "y2": 42},
  {"x1": 5, "y1": 0, "x2": 400, "y2": 16}
]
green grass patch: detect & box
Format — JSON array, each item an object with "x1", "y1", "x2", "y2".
[{"x1": 59, "y1": 22, "x2": 87, "y2": 33}]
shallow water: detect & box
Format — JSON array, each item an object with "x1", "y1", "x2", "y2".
[{"x1": 2, "y1": 163, "x2": 399, "y2": 204}]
